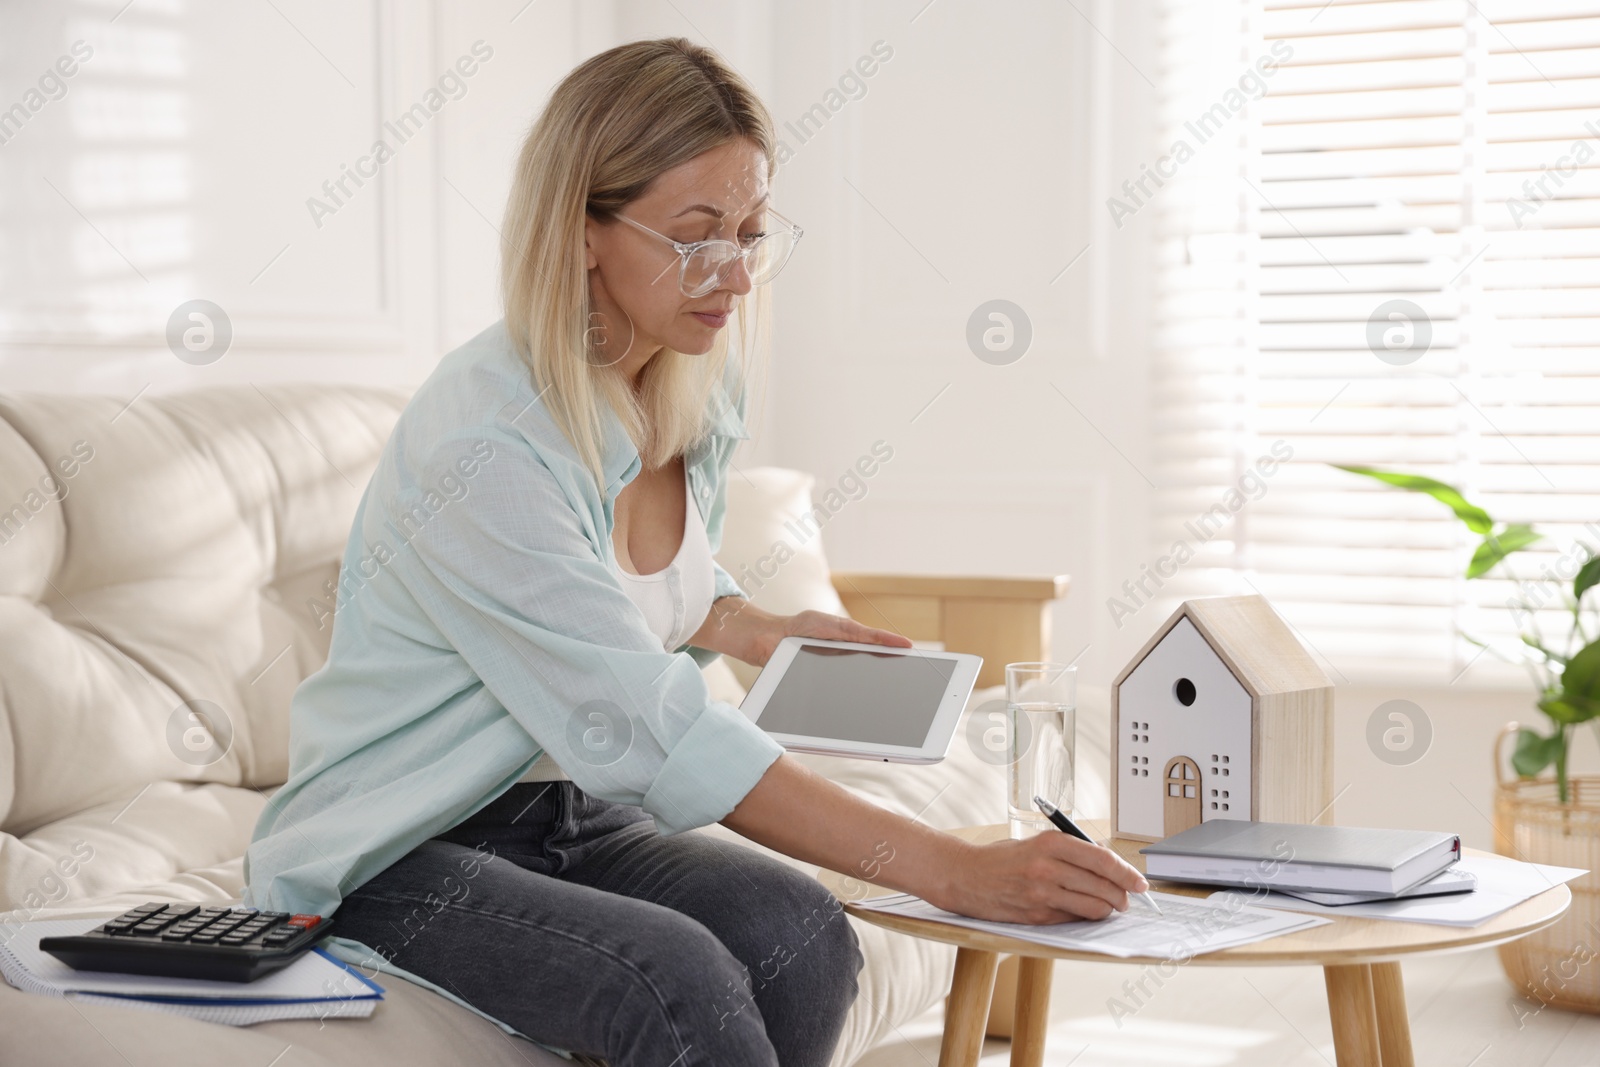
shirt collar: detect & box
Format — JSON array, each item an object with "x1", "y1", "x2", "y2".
[
  {"x1": 702, "y1": 373, "x2": 750, "y2": 441},
  {"x1": 598, "y1": 373, "x2": 749, "y2": 493}
]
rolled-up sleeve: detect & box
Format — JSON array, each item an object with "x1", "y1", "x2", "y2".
[
  {"x1": 711, "y1": 558, "x2": 746, "y2": 602},
  {"x1": 394, "y1": 430, "x2": 783, "y2": 835}
]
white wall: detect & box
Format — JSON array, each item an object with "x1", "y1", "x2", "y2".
[
  {"x1": 3, "y1": 0, "x2": 435, "y2": 389},
  {"x1": 0, "y1": 0, "x2": 624, "y2": 391},
  {"x1": 755, "y1": 0, "x2": 1160, "y2": 692}
]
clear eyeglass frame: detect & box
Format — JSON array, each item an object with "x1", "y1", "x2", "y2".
[{"x1": 612, "y1": 207, "x2": 804, "y2": 298}]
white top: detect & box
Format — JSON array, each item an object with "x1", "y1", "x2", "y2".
[{"x1": 519, "y1": 464, "x2": 719, "y2": 783}]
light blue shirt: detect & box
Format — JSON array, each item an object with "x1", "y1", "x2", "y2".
[{"x1": 242, "y1": 320, "x2": 785, "y2": 1046}]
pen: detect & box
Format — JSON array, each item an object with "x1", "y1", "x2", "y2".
[{"x1": 1032, "y1": 795, "x2": 1163, "y2": 917}]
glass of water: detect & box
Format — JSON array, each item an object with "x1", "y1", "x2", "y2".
[{"x1": 1006, "y1": 662, "x2": 1076, "y2": 839}]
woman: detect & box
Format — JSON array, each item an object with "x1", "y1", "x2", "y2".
[{"x1": 244, "y1": 37, "x2": 1147, "y2": 1067}]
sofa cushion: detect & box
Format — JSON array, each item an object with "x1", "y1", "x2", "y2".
[{"x1": 0, "y1": 387, "x2": 409, "y2": 835}]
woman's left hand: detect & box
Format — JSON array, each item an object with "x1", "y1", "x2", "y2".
[
  {"x1": 693, "y1": 597, "x2": 913, "y2": 667},
  {"x1": 760, "y1": 608, "x2": 914, "y2": 666}
]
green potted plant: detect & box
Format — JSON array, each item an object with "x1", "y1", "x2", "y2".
[{"x1": 1337, "y1": 465, "x2": 1600, "y2": 1013}]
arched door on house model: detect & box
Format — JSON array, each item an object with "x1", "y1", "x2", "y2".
[{"x1": 1163, "y1": 756, "x2": 1202, "y2": 836}]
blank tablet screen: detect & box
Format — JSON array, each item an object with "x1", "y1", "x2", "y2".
[{"x1": 755, "y1": 644, "x2": 958, "y2": 746}]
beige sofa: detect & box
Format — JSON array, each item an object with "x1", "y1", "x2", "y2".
[{"x1": 0, "y1": 384, "x2": 1109, "y2": 1066}]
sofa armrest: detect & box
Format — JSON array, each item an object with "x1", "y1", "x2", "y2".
[{"x1": 828, "y1": 573, "x2": 1071, "y2": 690}]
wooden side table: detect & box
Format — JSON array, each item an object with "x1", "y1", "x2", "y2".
[{"x1": 822, "y1": 823, "x2": 1572, "y2": 1067}]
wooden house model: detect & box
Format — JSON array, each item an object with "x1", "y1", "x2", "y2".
[{"x1": 1111, "y1": 595, "x2": 1334, "y2": 842}]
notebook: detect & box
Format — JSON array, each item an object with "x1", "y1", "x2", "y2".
[
  {"x1": 1214, "y1": 854, "x2": 1588, "y2": 928},
  {"x1": 1276, "y1": 865, "x2": 1478, "y2": 906},
  {"x1": 0, "y1": 917, "x2": 383, "y2": 1026},
  {"x1": 1140, "y1": 820, "x2": 1461, "y2": 895}
]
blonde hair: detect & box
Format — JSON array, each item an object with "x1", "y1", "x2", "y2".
[{"x1": 500, "y1": 37, "x2": 774, "y2": 489}]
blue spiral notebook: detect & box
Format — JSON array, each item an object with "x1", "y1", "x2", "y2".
[{"x1": 0, "y1": 917, "x2": 384, "y2": 1026}]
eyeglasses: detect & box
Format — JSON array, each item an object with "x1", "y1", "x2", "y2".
[{"x1": 612, "y1": 207, "x2": 803, "y2": 298}]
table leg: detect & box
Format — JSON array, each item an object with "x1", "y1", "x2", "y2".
[
  {"x1": 941, "y1": 947, "x2": 1000, "y2": 1067},
  {"x1": 1323, "y1": 964, "x2": 1382, "y2": 1066},
  {"x1": 1370, "y1": 962, "x2": 1415, "y2": 1067},
  {"x1": 1010, "y1": 956, "x2": 1053, "y2": 1067}
]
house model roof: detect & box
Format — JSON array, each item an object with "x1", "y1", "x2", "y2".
[{"x1": 1113, "y1": 595, "x2": 1332, "y2": 698}]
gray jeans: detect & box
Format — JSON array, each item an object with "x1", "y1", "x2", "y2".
[{"x1": 333, "y1": 781, "x2": 864, "y2": 1066}]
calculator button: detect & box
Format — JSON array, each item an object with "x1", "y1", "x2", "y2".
[
  {"x1": 127, "y1": 904, "x2": 163, "y2": 915},
  {"x1": 287, "y1": 915, "x2": 322, "y2": 930},
  {"x1": 220, "y1": 935, "x2": 252, "y2": 945},
  {"x1": 160, "y1": 905, "x2": 199, "y2": 920},
  {"x1": 189, "y1": 931, "x2": 223, "y2": 943},
  {"x1": 260, "y1": 912, "x2": 290, "y2": 923},
  {"x1": 160, "y1": 930, "x2": 194, "y2": 941}
]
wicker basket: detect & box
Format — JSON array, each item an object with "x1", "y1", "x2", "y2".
[{"x1": 1493, "y1": 722, "x2": 1600, "y2": 1014}]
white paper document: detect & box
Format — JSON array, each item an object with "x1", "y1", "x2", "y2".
[
  {"x1": 1214, "y1": 854, "x2": 1588, "y2": 928},
  {"x1": 851, "y1": 890, "x2": 1330, "y2": 959}
]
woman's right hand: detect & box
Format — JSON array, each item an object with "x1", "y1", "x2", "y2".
[
  {"x1": 721, "y1": 755, "x2": 1151, "y2": 928},
  {"x1": 928, "y1": 832, "x2": 1151, "y2": 925}
]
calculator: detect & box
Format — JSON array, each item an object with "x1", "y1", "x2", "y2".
[{"x1": 38, "y1": 903, "x2": 336, "y2": 983}]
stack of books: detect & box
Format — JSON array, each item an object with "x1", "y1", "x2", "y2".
[
  {"x1": 1140, "y1": 820, "x2": 1472, "y2": 905},
  {"x1": 0, "y1": 917, "x2": 383, "y2": 1025}
]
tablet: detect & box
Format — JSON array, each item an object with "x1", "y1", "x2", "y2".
[{"x1": 738, "y1": 637, "x2": 982, "y2": 764}]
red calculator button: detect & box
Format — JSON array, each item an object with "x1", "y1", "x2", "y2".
[{"x1": 287, "y1": 914, "x2": 322, "y2": 930}]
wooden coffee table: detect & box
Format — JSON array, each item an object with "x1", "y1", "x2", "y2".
[{"x1": 822, "y1": 822, "x2": 1572, "y2": 1067}]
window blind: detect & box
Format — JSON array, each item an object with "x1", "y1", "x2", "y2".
[{"x1": 1151, "y1": 0, "x2": 1600, "y2": 684}]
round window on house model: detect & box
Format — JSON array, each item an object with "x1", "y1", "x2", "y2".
[{"x1": 1173, "y1": 677, "x2": 1197, "y2": 706}]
